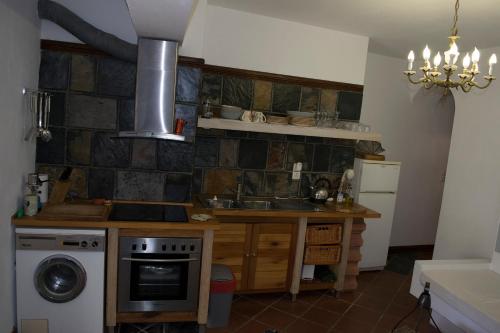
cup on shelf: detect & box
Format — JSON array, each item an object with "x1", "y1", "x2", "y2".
[
  {"x1": 240, "y1": 110, "x2": 253, "y2": 122},
  {"x1": 252, "y1": 111, "x2": 266, "y2": 123}
]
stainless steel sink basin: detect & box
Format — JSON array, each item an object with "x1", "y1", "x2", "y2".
[
  {"x1": 201, "y1": 196, "x2": 323, "y2": 212},
  {"x1": 241, "y1": 200, "x2": 274, "y2": 210}
]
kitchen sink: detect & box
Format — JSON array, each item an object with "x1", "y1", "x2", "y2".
[{"x1": 201, "y1": 196, "x2": 323, "y2": 212}]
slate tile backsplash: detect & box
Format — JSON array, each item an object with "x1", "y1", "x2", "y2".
[{"x1": 36, "y1": 49, "x2": 361, "y2": 201}]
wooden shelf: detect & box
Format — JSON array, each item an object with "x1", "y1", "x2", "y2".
[{"x1": 197, "y1": 117, "x2": 382, "y2": 141}]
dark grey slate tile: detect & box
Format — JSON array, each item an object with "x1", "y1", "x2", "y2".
[
  {"x1": 320, "y1": 89, "x2": 338, "y2": 114},
  {"x1": 118, "y1": 99, "x2": 135, "y2": 132},
  {"x1": 176, "y1": 66, "x2": 201, "y2": 103},
  {"x1": 248, "y1": 132, "x2": 286, "y2": 141},
  {"x1": 238, "y1": 139, "x2": 268, "y2": 169},
  {"x1": 300, "y1": 87, "x2": 319, "y2": 112},
  {"x1": 203, "y1": 169, "x2": 242, "y2": 194},
  {"x1": 337, "y1": 91, "x2": 363, "y2": 121},
  {"x1": 225, "y1": 130, "x2": 248, "y2": 138},
  {"x1": 115, "y1": 171, "x2": 164, "y2": 201},
  {"x1": 330, "y1": 146, "x2": 355, "y2": 174},
  {"x1": 272, "y1": 83, "x2": 301, "y2": 114},
  {"x1": 157, "y1": 141, "x2": 194, "y2": 172},
  {"x1": 201, "y1": 73, "x2": 222, "y2": 104},
  {"x1": 242, "y1": 171, "x2": 264, "y2": 196},
  {"x1": 264, "y1": 172, "x2": 290, "y2": 196},
  {"x1": 71, "y1": 54, "x2": 95, "y2": 92},
  {"x1": 253, "y1": 80, "x2": 272, "y2": 111},
  {"x1": 287, "y1": 135, "x2": 305, "y2": 142},
  {"x1": 194, "y1": 136, "x2": 218, "y2": 167},
  {"x1": 36, "y1": 127, "x2": 65, "y2": 164},
  {"x1": 97, "y1": 57, "x2": 136, "y2": 97},
  {"x1": 68, "y1": 168, "x2": 88, "y2": 199},
  {"x1": 49, "y1": 92, "x2": 66, "y2": 127},
  {"x1": 165, "y1": 173, "x2": 192, "y2": 202},
  {"x1": 67, "y1": 94, "x2": 117, "y2": 129},
  {"x1": 92, "y1": 132, "x2": 130, "y2": 168},
  {"x1": 175, "y1": 104, "x2": 198, "y2": 138},
  {"x1": 286, "y1": 143, "x2": 314, "y2": 171},
  {"x1": 39, "y1": 50, "x2": 70, "y2": 90},
  {"x1": 192, "y1": 168, "x2": 203, "y2": 195},
  {"x1": 267, "y1": 141, "x2": 286, "y2": 170},
  {"x1": 219, "y1": 139, "x2": 238, "y2": 167},
  {"x1": 221, "y1": 76, "x2": 253, "y2": 109},
  {"x1": 66, "y1": 129, "x2": 91, "y2": 165},
  {"x1": 323, "y1": 138, "x2": 356, "y2": 147},
  {"x1": 312, "y1": 144, "x2": 331, "y2": 172},
  {"x1": 306, "y1": 136, "x2": 324, "y2": 143},
  {"x1": 196, "y1": 128, "x2": 224, "y2": 137},
  {"x1": 88, "y1": 168, "x2": 115, "y2": 199},
  {"x1": 131, "y1": 139, "x2": 156, "y2": 169}
]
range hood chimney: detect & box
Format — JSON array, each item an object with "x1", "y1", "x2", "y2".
[{"x1": 119, "y1": 38, "x2": 185, "y2": 141}]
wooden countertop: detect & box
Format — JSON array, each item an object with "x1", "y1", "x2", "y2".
[
  {"x1": 12, "y1": 204, "x2": 220, "y2": 230},
  {"x1": 12, "y1": 199, "x2": 380, "y2": 229}
]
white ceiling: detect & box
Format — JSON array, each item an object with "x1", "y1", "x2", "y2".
[{"x1": 208, "y1": 0, "x2": 500, "y2": 58}]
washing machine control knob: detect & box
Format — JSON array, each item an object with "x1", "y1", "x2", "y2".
[
  {"x1": 80, "y1": 241, "x2": 88, "y2": 248},
  {"x1": 91, "y1": 241, "x2": 98, "y2": 248}
]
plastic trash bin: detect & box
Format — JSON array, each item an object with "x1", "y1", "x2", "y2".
[{"x1": 207, "y1": 264, "x2": 236, "y2": 328}]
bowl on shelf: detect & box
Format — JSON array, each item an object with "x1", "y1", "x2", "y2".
[
  {"x1": 288, "y1": 116, "x2": 316, "y2": 127},
  {"x1": 287, "y1": 111, "x2": 314, "y2": 118},
  {"x1": 266, "y1": 115, "x2": 288, "y2": 125},
  {"x1": 220, "y1": 105, "x2": 243, "y2": 120}
]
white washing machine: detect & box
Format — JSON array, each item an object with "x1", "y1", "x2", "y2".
[{"x1": 16, "y1": 228, "x2": 106, "y2": 333}]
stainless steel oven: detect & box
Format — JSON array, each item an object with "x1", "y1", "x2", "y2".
[{"x1": 118, "y1": 237, "x2": 201, "y2": 312}]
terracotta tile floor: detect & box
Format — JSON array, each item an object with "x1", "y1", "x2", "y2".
[{"x1": 207, "y1": 251, "x2": 438, "y2": 333}]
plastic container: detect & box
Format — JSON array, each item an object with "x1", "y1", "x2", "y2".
[{"x1": 207, "y1": 264, "x2": 236, "y2": 328}]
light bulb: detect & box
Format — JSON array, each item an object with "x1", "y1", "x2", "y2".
[
  {"x1": 433, "y1": 52, "x2": 442, "y2": 67},
  {"x1": 423, "y1": 45, "x2": 431, "y2": 61},
  {"x1": 472, "y1": 47, "x2": 480, "y2": 63},
  {"x1": 449, "y1": 42, "x2": 459, "y2": 56},
  {"x1": 408, "y1": 50, "x2": 415, "y2": 62},
  {"x1": 444, "y1": 51, "x2": 451, "y2": 65},
  {"x1": 489, "y1": 53, "x2": 497, "y2": 66},
  {"x1": 489, "y1": 54, "x2": 497, "y2": 75},
  {"x1": 462, "y1": 53, "x2": 471, "y2": 69}
]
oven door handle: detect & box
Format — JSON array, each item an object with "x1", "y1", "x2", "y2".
[{"x1": 120, "y1": 257, "x2": 200, "y2": 263}]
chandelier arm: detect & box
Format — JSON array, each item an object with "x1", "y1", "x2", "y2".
[
  {"x1": 468, "y1": 79, "x2": 494, "y2": 90},
  {"x1": 405, "y1": 74, "x2": 427, "y2": 85},
  {"x1": 459, "y1": 83, "x2": 472, "y2": 93}
]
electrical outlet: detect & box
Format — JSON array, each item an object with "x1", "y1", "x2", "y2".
[
  {"x1": 292, "y1": 162, "x2": 303, "y2": 180},
  {"x1": 292, "y1": 171, "x2": 301, "y2": 180}
]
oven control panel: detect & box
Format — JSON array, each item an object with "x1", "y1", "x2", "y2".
[{"x1": 121, "y1": 237, "x2": 202, "y2": 255}]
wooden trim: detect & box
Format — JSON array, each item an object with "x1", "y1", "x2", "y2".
[
  {"x1": 388, "y1": 244, "x2": 434, "y2": 254},
  {"x1": 105, "y1": 228, "x2": 119, "y2": 328},
  {"x1": 202, "y1": 63, "x2": 363, "y2": 92},
  {"x1": 111, "y1": 199, "x2": 194, "y2": 207},
  {"x1": 118, "y1": 229, "x2": 203, "y2": 238},
  {"x1": 40, "y1": 39, "x2": 204, "y2": 66},
  {"x1": 40, "y1": 39, "x2": 363, "y2": 92},
  {"x1": 241, "y1": 223, "x2": 254, "y2": 290},
  {"x1": 116, "y1": 311, "x2": 197, "y2": 323},
  {"x1": 197, "y1": 229, "x2": 214, "y2": 325},
  {"x1": 290, "y1": 217, "x2": 308, "y2": 296}
]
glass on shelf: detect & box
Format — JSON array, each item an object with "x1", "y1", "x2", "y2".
[{"x1": 315, "y1": 110, "x2": 339, "y2": 128}]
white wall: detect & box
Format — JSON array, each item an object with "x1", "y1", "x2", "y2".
[
  {"x1": 40, "y1": 0, "x2": 369, "y2": 84},
  {"x1": 433, "y1": 46, "x2": 500, "y2": 259},
  {"x1": 202, "y1": 5, "x2": 368, "y2": 84},
  {"x1": 361, "y1": 52, "x2": 455, "y2": 246},
  {"x1": 0, "y1": 0, "x2": 40, "y2": 331}
]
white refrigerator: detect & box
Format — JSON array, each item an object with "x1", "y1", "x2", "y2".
[{"x1": 353, "y1": 158, "x2": 401, "y2": 270}]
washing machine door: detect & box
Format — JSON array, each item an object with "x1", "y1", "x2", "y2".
[{"x1": 34, "y1": 254, "x2": 87, "y2": 303}]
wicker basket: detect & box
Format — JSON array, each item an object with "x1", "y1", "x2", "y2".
[
  {"x1": 303, "y1": 245, "x2": 341, "y2": 265},
  {"x1": 306, "y1": 224, "x2": 342, "y2": 245}
]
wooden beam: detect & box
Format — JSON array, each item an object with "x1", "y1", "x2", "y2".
[
  {"x1": 105, "y1": 228, "x2": 119, "y2": 328},
  {"x1": 197, "y1": 229, "x2": 214, "y2": 325},
  {"x1": 289, "y1": 217, "x2": 307, "y2": 298}
]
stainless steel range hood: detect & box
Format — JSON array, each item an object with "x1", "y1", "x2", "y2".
[{"x1": 119, "y1": 38, "x2": 185, "y2": 141}]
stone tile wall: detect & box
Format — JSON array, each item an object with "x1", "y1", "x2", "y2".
[{"x1": 36, "y1": 49, "x2": 362, "y2": 201}]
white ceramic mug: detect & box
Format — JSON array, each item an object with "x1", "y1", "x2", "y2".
[
  {"x1": 240, "y1": 110, "x2": 253, "y2": 122},
  {"x1": 252, "y1": 111, "x2": 267, "y2": 123}
]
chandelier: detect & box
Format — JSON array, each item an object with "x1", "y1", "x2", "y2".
[{"x1": 404, "y1": 0, "x2": 497, "y2": 93}]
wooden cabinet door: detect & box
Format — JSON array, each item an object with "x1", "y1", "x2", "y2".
[
  {"x1": 247, "y1": 223, "x2": 296, "y2": 291},
  {"x1": 212, "y1": 223, "x2": 252, "y2": 290}
]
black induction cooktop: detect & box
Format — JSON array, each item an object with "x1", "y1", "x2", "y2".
[{"x1": 108, "y1": 203, "x2": 188, "y2": 223}]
